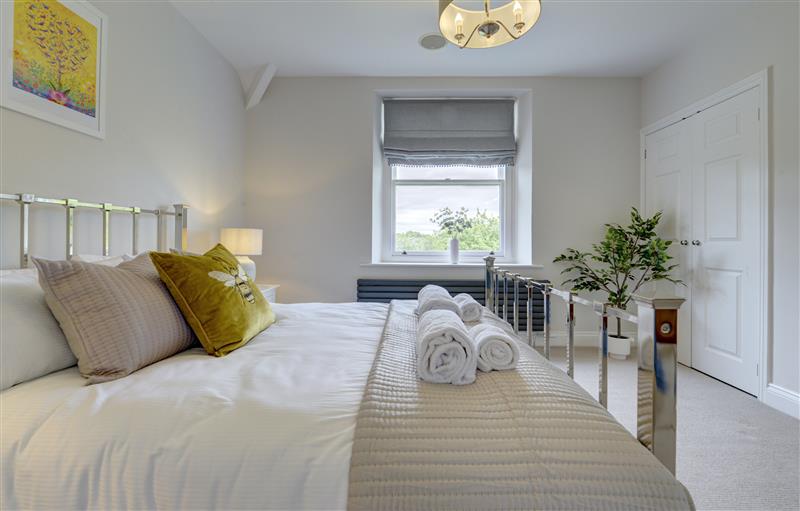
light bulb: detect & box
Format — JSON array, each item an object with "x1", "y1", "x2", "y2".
[
  {"x1": 454, "y1": 12, "x2": 464, "y2": 39},
  {"x1": 513, "y1": 1, "x2": 524, "y2": 30}
]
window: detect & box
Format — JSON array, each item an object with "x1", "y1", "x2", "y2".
[
  {"x1": 374, "y1": 95, "x2": 531, "y2": 265},
  {"x1": 392, "y1": 164, "x2": 507, "y2": 259}
]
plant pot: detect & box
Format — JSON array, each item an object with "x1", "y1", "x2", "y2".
[
  {"x1": 608, "y1": 335, "x2": 631, "y2": 360},
  {"x1": 449, "y1": 238, "x2": 459, "y2": 264}
]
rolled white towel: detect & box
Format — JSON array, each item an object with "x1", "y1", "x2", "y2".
[
  {"x1": 481, "y1": 313, "x2": 516, "y2": 335},
  {"x1": 417, "y1": 284, "x2": 461, "y2": 316},
  {"x1": 417, "y1": 309, "x2": 477, "y2": 385},
  {"x1": 465, "y1": 311, "x2": 515, "y2": 336},
  {"x1": 468, "y1": 323, "x2": 520, "y2": 372},
  {"x1": 453, "y1": 293, "x2": 482, "y2": 322}
]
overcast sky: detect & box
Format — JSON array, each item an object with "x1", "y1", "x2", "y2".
[{"x1": 395, "y1": 185, "x2": 499, "y2": 234}]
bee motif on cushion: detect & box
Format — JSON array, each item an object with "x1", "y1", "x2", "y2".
[{"x1": 208, "y1": 265, "x2": 255, "y2": 304}]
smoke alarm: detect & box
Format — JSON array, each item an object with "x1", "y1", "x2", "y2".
[{"x1": 419, "y1": 33, "x2": 447, "y2": 50}]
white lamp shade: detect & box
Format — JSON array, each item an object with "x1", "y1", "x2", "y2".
[{"x1": 220, "y1": 228, "x2": 263, "y2": 256}]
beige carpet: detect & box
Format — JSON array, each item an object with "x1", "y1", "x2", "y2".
[{"x1": 544, "y1": 347, "x2": 800, "y2": 511}]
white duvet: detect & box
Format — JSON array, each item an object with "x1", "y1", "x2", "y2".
[{"x1": 1, "y1": 302, "x2": 388, "y2": 511}]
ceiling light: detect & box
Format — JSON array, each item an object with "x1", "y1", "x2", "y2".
[{"x1": 439, "y1": 0, "x2": 541, "y2": 49}]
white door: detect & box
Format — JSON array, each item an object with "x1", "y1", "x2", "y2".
[
  {"x1": 644, "y1": 123, "x2": 693, "y2": 366},
  {"x1": 690, "y1": 87, "x2": 761, "y2": 395}
]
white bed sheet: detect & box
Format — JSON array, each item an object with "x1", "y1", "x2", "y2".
[{"x1": 1, "y1": 302, "x2": 388, "y2": 511}]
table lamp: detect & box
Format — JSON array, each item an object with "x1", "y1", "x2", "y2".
[{"x1": 220, "y1": 228, "x2": 262, "y2": 280}]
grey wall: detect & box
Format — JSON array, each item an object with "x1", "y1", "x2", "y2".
[
  {"x1": 243, "y1": 76, "x2": 641, "y2": 339},
  {"x1": 641, "y1": 2, "x2": 800, "y2": 397},
  {"x1": 0, "y1": 0, "x2": 246, "y2": 264}
]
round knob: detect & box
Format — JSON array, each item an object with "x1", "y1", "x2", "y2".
[
  {"x1": 692, "y1": 240, "x2": 702, "y2": 246},
  {"x1": 679, "y1": 240, "x2": 689, "y2": 246}
]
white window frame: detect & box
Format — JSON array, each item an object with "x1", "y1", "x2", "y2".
[{"x1": 385, "y1": 165, "x2": 514, "y2": 263}]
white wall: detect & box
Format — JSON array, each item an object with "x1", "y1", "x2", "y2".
[
  {"x1": 0, "y1": 0, "x2": 246, "y2": 264},
  {"x1": 244, "y1": 76, "x2": 641, "y2": 337},
  {"x1": 641, "y1": 3, "x2": 800, "y2": 400}
]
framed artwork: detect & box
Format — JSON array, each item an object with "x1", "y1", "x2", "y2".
[{"x1": 1, "y1": 0, "x2": 108, "y2": 138}]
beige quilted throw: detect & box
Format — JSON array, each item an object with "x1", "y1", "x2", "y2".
[{"x1": 347, "y1": 300, "x2": 694, "y2": 511}]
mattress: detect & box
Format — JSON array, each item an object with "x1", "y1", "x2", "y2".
[{"x1": 1, "y1": 302, "x2": 388, "y2": 510}]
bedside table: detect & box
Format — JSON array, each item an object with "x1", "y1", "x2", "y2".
[{"x1": 257, "y1": 284, "x2": 279, "y2": 303}]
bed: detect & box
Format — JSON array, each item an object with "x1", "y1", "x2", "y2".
[
  {"x1": 2, "y1": 300, "x2": 693, "y2": 510},
  {"x1": 0, "y1": 192, "x2": 693, "y2": 510}
]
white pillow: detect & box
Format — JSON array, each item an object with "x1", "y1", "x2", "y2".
[
  {"x1": 0, "y1": 269, "x2": 77, "y2": 390},
  {"x1": 72, "y1": 254, "x2": 131, "y2": 266}
]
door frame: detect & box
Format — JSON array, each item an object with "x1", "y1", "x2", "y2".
[{"x1": 639, "y1": 69, "x2": 770, "y2": 403}]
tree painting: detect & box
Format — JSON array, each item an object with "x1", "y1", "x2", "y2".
[{"x1": 12, "y1": 0, "x2": 98, "y2": 117}]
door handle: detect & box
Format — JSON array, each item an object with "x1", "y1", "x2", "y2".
[
  {"x1": 692, "y1": 240, "x2": 702, "y2": 246},
  {"x1": 679, "y1": 240, "x2": 689, "y2": 246}
]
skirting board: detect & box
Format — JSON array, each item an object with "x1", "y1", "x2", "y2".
[
  {"x1": 528, "y1": 330, "x2": 636, "y2": 349},
  {"x1": 762, "y1": 383, "x2": 800, "y2": 419}
]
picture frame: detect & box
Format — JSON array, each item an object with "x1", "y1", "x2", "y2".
[{"x1": 1, "y1": 0, "x2": 108, "y2": 139}]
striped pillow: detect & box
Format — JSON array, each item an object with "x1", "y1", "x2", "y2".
[{"x1": 33, "y1": 253, "x2": 194, "y2": 383}]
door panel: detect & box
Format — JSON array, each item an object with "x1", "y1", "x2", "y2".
[
  {"x1": 690, "y1": 87, "x2": 760, "y2": 395},
  {"x1": 645, "y1": 124, "x2": 692, "y2": 366},
  {"x1": 704, "y1": 157, "x2": 741, "y2": 241},
  {"x1": 703, "y1": 268, "x2": 742, "y2": 358}
]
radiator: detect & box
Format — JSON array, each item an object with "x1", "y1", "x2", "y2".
[{"x1": 356, "y1": 279, "x2": 546, "y2": 332}]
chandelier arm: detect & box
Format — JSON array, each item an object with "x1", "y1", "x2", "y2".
[
  {"x1": 495, "y1": 19, "x2": 521, "y2": 40},
  {"x1": 460, "y1": 23, "x2": 483, "y2": 48}
]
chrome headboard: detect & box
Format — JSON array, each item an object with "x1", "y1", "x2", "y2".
[{"x1": 0, "y1": 192, "x2": 188, "y2": 268}]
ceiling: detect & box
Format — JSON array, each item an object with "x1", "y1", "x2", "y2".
[{"x1": 171, "y1": 1, "x2": 757, "y2": 83}]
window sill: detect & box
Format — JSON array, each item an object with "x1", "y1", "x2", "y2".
[{"x1": 361, "y1": 262, "x2": 544, "y2": 270}]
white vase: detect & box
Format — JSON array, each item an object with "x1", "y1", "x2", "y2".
[
  {"x1": 449, "y1": 238, "x2": 459, "y2": 264},
  {"x1": 608, "y1": 335, "x2": 631, "y2": 360}
]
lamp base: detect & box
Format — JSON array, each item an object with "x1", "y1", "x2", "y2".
[{"x1": 236, "y1": 256, "x2": 257, "y2": 281}]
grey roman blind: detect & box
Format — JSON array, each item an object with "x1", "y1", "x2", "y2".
[{"x1": 382, "y1": 99, "x2": 516, "y2": 167}]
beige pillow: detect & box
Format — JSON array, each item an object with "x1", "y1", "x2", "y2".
[
  {"x1": 71, "y1": 254, "x2": 130, "y2": 266},
  {"x1": 33, "y1": 253, "x2": 194, "y2": 383}
]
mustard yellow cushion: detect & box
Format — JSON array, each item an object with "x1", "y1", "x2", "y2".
[{"x1": 150, "y1": 244, "x2": 275, "y2": 356}]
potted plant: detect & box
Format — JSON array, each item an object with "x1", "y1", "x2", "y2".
[
  {"x1": 432, "y1": 207, "x2": 473, "y2": 264},
  {"x1": 553, "y1": 208, "x2": 681, "y2": 359}
]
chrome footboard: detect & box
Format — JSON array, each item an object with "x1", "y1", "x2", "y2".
[{"x1": 484, "y1": 256, "x2": 683, "y2": 474}]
